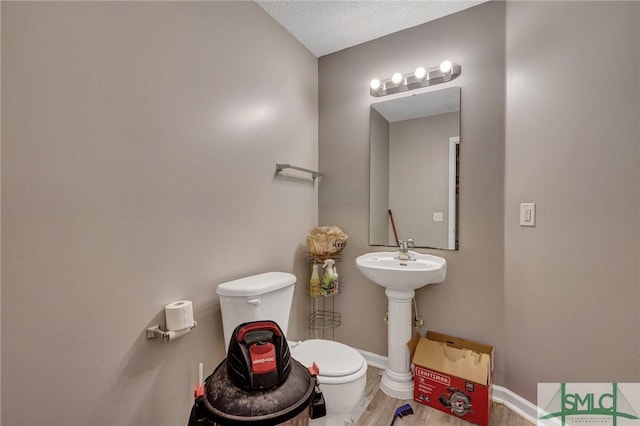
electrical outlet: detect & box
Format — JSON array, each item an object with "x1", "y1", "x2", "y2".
[
  {"x1": 520, "y1": 203, "x2": 536, "y2": 227},
  {"x1": 433, "y1": 212, "x2": 444, "y2": 222}
]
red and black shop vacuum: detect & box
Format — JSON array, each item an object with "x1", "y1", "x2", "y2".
[{"x1": 188, "y1": 320, "x2": 325, "y2": 425}]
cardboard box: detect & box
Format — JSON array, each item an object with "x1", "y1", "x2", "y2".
[{"x1": 408, "y1": 331, "x2": 494, "y2": 426}]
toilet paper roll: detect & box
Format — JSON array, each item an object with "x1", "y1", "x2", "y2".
[{"x1": 165, "y1": 300, "x2": 195, "y2": 331}]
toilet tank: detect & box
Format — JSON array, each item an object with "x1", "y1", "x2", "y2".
[{"x1": 216, "y1": 272, "x2": 297, "y2": 352}]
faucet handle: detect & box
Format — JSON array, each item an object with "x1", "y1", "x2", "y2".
[{"x1": 398, "y1": 239, "x2": 414, "y2": 250}]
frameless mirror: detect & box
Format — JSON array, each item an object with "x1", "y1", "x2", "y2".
[{"x1": 369, "y1": 87, "x2": 460, "y2": 250}]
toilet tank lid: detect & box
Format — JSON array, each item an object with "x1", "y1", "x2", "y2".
[{"x1": 216, "y1": 272, "x2": 297, "y2": 297}]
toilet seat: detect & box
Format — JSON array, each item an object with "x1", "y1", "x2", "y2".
[{"x1": 290, "y1": 339, "x2": 366, "y2": 383}]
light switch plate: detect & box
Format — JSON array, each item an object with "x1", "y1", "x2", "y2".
[
  {"x1": 520, "y1": 203, "x2": 536, "y2": 226},
  {"x1": 433, "y1": 212, "x2": 444, "y2": 222}
]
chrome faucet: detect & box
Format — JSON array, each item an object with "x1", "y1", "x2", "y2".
[{"x1": 397, "y1": 238, "x2": 415, "y2": 261}]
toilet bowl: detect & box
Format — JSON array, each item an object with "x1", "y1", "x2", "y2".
[
  {"x1": 216, "y1": 272, "x2": 368, "y2": 424},
  {"x1": 290, "y1": 339, "x2": 367, "y2": 424}
]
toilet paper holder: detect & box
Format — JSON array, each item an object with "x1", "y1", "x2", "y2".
[
  {"x1": 146, "y1": 321, "x2": 197, "y2": 342},
  {"x1": 147, "y1": 299, "x2": 197, "y2": 342}
]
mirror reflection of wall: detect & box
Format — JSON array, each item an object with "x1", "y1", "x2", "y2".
[{"x1": 369, "y1": 87, "x2": 460, "y2": 250}]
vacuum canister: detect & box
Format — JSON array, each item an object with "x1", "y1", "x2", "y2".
[{"x1": 188, "y1": 320, "x2": 315, "y2": 425}]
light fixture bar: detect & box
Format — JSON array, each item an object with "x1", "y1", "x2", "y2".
[{"x1": 369, "y1": 61, "x2": 461, "y2": 97}]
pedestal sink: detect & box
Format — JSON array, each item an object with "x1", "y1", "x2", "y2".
[{"x1": 355, "y1": 250, "x2": 447, "y2": 399}]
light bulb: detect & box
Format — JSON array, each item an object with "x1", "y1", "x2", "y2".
[
  {"x1": 440, "y1": 60, "x2": 452, "y2": 73},
  {"x1": 370, "y1": 79, "x2": 381, "y2": 90},
  {"x1": 391, "y1": 72, "x2": 403, "y2": 84},
  {"x1": 414, "y1": 67, "x2": 426, "y2": 79}
]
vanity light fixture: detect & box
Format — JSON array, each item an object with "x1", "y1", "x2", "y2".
[
  {"x1": 369, "y1": 60, "x2": 461, "y2": 97},
  {"x1": 414, "y1": 67, "x2": 426, "y2": 79},
  {"x1": 439, "y1": 60, "x2": 452, "y2": 73}
]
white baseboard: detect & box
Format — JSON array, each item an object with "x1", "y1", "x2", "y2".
[
  {"x1": 491, "y1": 385, "x2": 537, "y2": 424},
  {"x1": 356, "y1": 348, "x2": 389, "y2": 370},
  {"x1": 356, "y1": 349, "x2": 538, "y2": 425}
]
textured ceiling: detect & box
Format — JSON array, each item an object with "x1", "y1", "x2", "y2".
[{"x1": 256, "y1": 1, "x2": 486, "y2": 57}]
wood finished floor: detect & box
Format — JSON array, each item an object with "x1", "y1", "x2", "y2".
[
  {"x1": 283, "y1": 367, "x2": 533, "y2": 425},
  {"x1": 356, "y1": 367, "x2": 534, "y2": 426}
]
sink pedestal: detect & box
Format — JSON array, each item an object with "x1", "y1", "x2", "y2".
[
  {"x1": 355, "y1": 250, "x2": 447, "y2": 400},
  {"x1": 380, "y1": 288, "x2": 415, "y2": 400}
]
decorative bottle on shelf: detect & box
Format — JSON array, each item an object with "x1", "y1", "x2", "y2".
[
  {"x1": 332, "y1": 264, "x2": 339, "y2": 295},
  {"x1": 309, "y1": 264, "x2": 321, "y2": 297},
  {"x1": 321, "y1": 259, "x2": 338, "y2": 296}
]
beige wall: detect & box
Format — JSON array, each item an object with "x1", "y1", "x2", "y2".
[
  {"x1": 389, "y1": 112, "x2": 459, "y2": 248},
  {"x1": 319, "y1": 1, "x2": 507, "y2": 383},
  {"x1": 0, "y1": 2, "x2": 3, "y2": 419},
  {"x1": 504, "y1": 1, "x2": 640, "y2": 402},
  {"x1": 1, "y1": 2, "x2": 316, "y2": 425}
]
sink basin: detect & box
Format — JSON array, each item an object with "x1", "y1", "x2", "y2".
[{"x1": 355, "y1": 250, "x2": 447, "y2": 291}]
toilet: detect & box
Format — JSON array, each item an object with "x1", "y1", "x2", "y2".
[{"x1": 216, "y1": 271, "x2": 368, "y2": 425}]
